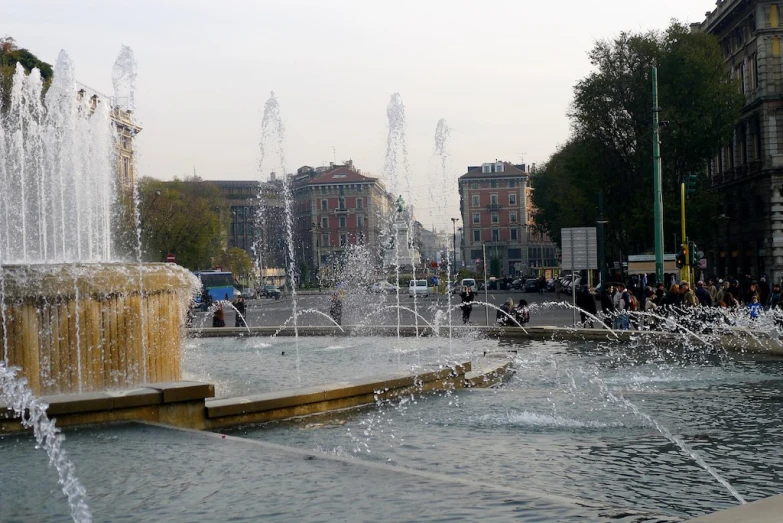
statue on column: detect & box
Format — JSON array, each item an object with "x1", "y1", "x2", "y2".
[{"x1": 396, "y1": 195, "x2": 405, "y2": 215}]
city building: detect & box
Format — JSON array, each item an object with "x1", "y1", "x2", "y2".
[
  {"x1": 458, "y1": 161, "x2": 558, "y2": 277},
  {"x1": 77, "y1": 83, "x2": 141, "y2": 193},
  {"x1": 209, "y1": 177, "x2": 286, "y2": 273},
  {"x1": 292, "y1": 161, "x2": 395, "y2": 281},
  {"x1": 698, "y1": 1, "x2": 783, "y2": 280}
]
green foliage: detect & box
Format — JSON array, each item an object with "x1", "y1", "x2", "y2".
[
  {"x1": 0, "y1": 37, "x2": 53, "y2": 111},
  {"x1": 532, "y1": 22, "x2": 743, "y2": 259},
  {"x1": 138, "y1": 177, "x2": 229, "y2": 270},
  {"x1": 215, "y1": 247, "x2": 254, "y2": 281}
]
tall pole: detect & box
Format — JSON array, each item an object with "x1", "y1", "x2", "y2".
[
  {"x1": 652, "y1": 66, "x2": 665, "y2": 285},
  {"x1": 483, "y1": 242, "x2": 489, "y2": 326},
  {"x1": 597, "y1": 190, "x2": 607, "y2": 284},
  {"x1": 681, "y1": 182, "x2": 690, "y2": 285},
  {"x1": 451, "y1": 218, "x2": 458, "y2": 275}
]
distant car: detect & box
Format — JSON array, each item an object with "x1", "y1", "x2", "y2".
[
  {"x1": 370, "y1": 281, "x2": 399, "y2": 293},
  {"x1": 263, "y1": 284, "x2": 281, "y2": 299},
  {"x1": 525, "y1": 278, "x2": 539, "y2": 292},
  {"x1": 511, "y1": 278, "x2": 523, "y2": 290},
  {"x1": 408, "y1": 279, "x2": 429, "y2": 297},
  {"x1": 240, "y1": 286, "x2": 256, "y2": 299}
]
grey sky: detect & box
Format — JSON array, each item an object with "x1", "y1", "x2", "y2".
[{"x1": 6, "y1": 1, "x2": 713, "y2": 229}]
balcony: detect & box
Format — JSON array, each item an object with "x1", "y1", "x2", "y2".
[
  {"x1": 333, "y1": 207, "x2": 349, "y2": 214},
  {"x1": 486, "y1": 203, "x2": 502, "y2": 211}
]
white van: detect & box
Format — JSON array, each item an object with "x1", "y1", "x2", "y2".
[
  {"x1": 459, "y1": 278, "x2": 476, "y2": 294},
  {"x1": 408, "y1": 279, "x2": 429, "y2": 297}
]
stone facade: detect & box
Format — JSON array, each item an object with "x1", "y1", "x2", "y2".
[
  {"x1": 458, "y1": 162, "x2": 557, "y2": 277},
  {"x1": 698, "y1": 0, "x2": 783, "y2": 281}
]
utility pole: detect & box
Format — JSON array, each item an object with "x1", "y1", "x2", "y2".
[
  {"x1": 681, "y1": 182, "x2": 690, "y2": 285},
  {"x1": 597, "y1": 190, "x2": 608, "y2": 284},
  {"x1": 652, "y1": 67, "x2": 665, "y2": 285}
]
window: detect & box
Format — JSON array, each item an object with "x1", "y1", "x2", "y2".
[
  {"x1": 321, "y1": 186, "x2": 326, "y2": 195},
  {"x1": 490, "y1": 194, "x2": 498, "y2": 205},
  {"x1": 339, "y1": 216, "x2": 346, "y2": 228},
  {"x1": 321, "y1": 199, "x2": 328, "y2": 210},
  {"x1": 321, "y1": 217, "x2": 328, "y2": 228},
  {"x1": 495, "y1": 162, "x2": 504, "y2": 173},
  {"x1": 471, "y1": 181, "x2": 478, "y2": 189},
  {"x1": 751, "y1": 53, "x2": 758, "y2": 90},
  {"x1": 509, "y1": 179, "x2": 517, "y2": 188},
  {"x1": 509, "y1": 193, "x2": 517, "y2": 205},
  {"x1": 340, "y1": 234, "x2": 347, "y2": 246},
  {"x1": 492, "y1": 229, "x2": 499, "y2": 241},
  {"x1": 472, "y1": 194, "x2": 479, "y2": 207},
  {"x1": 473, "y1": 212, "x2": 480, "y2": 224},
  {"x1": 357, "y1": 197, "x2": 363, "y2": 209},
  {"x1": 473, "y1": 230, "x2": 481, "y2": 242},
  {"x1": 510, "y1": 228, "x2": 518, "y2": 241},
  {"x1": 491, "y1": 213, "x2": 499, "y2": 224},
  {"x1": 482, "y1": 164, "x2": 492, "y2": 174},
  {"x1": 510, "y1": 211, "x2": 517, "y2": 223},
  {"x1": 490, "y1": 180, "x2": 497, "y2": 188},
  {"x1": 771, "y1": 5, "x2": 779, "y2": 28},
  {"x1": 322, "y1": 234, "x2": 330, "y2": 247},
  {"x1": 358, "y1": 215, "x2": 364, "y2": 228},
  {"x1": 738, "y1": 62, "x2": 746, "y2": 94}
]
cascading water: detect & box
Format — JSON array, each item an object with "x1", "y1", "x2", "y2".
[
  {"x1": 0, "y1": 362, "x2": 92, "y2": 522},
  {"x1": 1, "y1": 52, "x2": 116, "y2": 264}
]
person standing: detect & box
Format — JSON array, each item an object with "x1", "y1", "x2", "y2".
[
  {"x1": 600, "y1": 285, "x2": 615, "y2": 329},
  {"x1": 329, "y1": 291, "x2": 343, "y2": 325},
  {"x1": 460, "y1": 285, "x2": 475, "y2": 324},
  {"x1": 234, "y1": 295, "x2": 247, "y2": 327},
  {"x1": 576, "y1": 285, "x2": 597, "y2": 328},
  {"x1": 513, "y1": 299, "x2": 530, "y2": 325}
]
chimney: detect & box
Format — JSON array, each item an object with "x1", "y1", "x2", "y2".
[
  {"x1": 270, "y1": 171, "x2": 276, "y2": 181},
  {"x1": 329, "y1": 162, "x2": 335, "y2": 169}
]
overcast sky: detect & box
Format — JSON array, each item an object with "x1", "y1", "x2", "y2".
[{"x1": 5, "y1": 1, "x2": 714, "y2": 229}]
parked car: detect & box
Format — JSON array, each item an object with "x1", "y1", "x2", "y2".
[
  {"x1": 240, "y1": 286, "x2": 256, "y2": 299},
  {"x1": 454, "y1": 278, "x2": 476, "y2": 294},
  {"x1": 370, "y1": 281, "x2": 399, "y2": 293},
  {"x1": 511, "y1": 278, "x2": 523, "y2": 290},
  {"x1": 408, "y1": 279, "x2": 430, "y2": 297},
  {"x1": 262, "y1": 284, "x2": 281, "y2": 299},
  {"x1": 525, "y1": 278, "x2": 539, "y2": 292}
]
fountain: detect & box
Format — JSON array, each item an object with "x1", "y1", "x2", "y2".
[{"x1": 3, "y1": 50, "x2": 783, "y2": 523}]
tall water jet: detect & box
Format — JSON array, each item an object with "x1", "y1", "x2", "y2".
[
  {"x1": 0, "y1": 49, "x2": 197, "y2": 395},
  {"x1": 259, "y1": 92, "x2": 301, "y2": 379}
]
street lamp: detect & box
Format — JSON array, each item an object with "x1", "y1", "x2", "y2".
[{"x1": 451, "y1": 217, "x2": 459, "y2": 275}]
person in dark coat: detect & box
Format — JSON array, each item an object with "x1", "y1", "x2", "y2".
[
  {"x1": 600, "y1": 285, "x2": 615, "y2": 328},
  {"x1": 576, "y1": 285, "x2": 597, "y2": 327},
  {"x1": 212, "y1": 306, "x2": 225, "y2": 328},
  {"x1": 329, "y1": 292, "x2": 343, "y2": 325},
  {"x1": 460, "y1": 286, "x2": 475, "y2": 324},
  {"x1": 234, "y1": 295, "x2": 247, "y2": 327}
]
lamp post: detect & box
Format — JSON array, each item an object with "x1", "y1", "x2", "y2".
[
  {"x1": 451, "y1": 218, "x2": 459, "y2": 274},
  {"x1": 597, "y1": 190, "x2": 608, "y2": 285}
]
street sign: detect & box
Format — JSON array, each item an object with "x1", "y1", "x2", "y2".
[
  {"x1": 165, "y1": 253, "x2": 176, "y2": 263},
  {"x1": 560, "y1": 227, "x2": 597, "y2": 270}
]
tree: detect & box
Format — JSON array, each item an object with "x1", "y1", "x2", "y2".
[
  {"x1": 137, "y1": 177, "x2": 229, "y2": 269},
  {"x1": 0, "y1": 37, "x2": 53, "y2": 111},
  {"x1": 215, "y1": 247, "x2": 254, "y2": 282},
  {"x1": 532, "y1": 22, "x2": 743, "y2": 261}
]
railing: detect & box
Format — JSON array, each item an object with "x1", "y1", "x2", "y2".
[{"x1": 486, "y1": 203, "x2": 502, "y2": 211}]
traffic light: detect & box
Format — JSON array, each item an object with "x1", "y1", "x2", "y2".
[
  {"x1": 676, "y1": 245, "x2": 686, "y2": 268},
  {"x1": 689, "y1": 241, "x2": 699, "y2": 266},
  {"x1": 685, "y1": 174, "x2": 698, "y2": 198}
]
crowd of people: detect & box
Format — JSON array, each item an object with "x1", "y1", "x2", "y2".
[{"x1": 596, "y1": 274, "x2": 781, "y2": 330}]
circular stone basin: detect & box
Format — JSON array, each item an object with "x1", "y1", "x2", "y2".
[{"x1": 0, "y1": 263, "x2": 198, "y2": 395}]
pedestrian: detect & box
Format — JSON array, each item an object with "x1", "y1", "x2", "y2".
[
  {"x1": 234, "y1": 295, "x2": 247, "y2": 327},
  {"x1": 643, "y1": 286, "x2": 658, "y2": 329},
  {"x1": 212, "y1": 306, "x2": 225, "y2": 328},
  {"x1": 576, "y1": 284, "x2": 597, "y2": 328},
  {"x1": 695, "y1": 281, "x2": 712, "y2": 307},
  {"x1": 681, "y1": 281, "x2": 697, "y2": 307},
  {"x1": 496, "y1": 298, "x2": 514, "y2": 326},
  {"x1": 600, "y1": 285, "x2": 615, "y2": 329},
  {"x1": 513, "y1": 299, "x2": 531, "y2": 325},
  {"x1": 555, "y1": 278, "x2": 562, "y2": 300},
  {"x1": 747, "y1": 295, "x2": 763, "y2": 320},
  {"x1": 329, "y1": 291, "x2": 343, "y2": 325},
  {"x1": 460, "y1": 285, "x2": 475, "y2": 324}
]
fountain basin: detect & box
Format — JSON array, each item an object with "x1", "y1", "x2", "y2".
[{"x1": 1, "y1": 263, "x2": 198, "y2": 395}]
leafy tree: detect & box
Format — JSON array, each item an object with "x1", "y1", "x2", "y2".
[
  {"x1": 0, "y1": 37, "x2": 53, "y2": 111},
  {"x1": 215, "y1": 247, "x2": 254, "y2": 282},
  {"x1": 532, "y1": 22, "x2": 743, "y2": 262},
  {"x1": 137, "y1": 177, "x2": 229, "y2": 269}
]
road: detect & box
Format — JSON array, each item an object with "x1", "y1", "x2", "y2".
[{"x1": 192, "y1": 288, "x2": 585, "y2": 329}]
